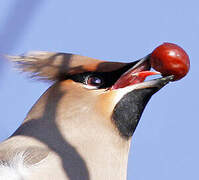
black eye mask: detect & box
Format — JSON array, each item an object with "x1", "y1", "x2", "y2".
[{"x1": 65, "y1": 61, "x2": 138, "y2": 89}]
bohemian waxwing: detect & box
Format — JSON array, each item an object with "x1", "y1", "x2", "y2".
[{"x1": 0, "y1": 52, "x2": 173, "y2": 180}]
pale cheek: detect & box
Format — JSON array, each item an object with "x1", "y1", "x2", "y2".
[{"x1": 95, "y1": 91, "x2": 118, "y2": 119}]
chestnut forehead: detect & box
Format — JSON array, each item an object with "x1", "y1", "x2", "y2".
[{"x1": 67, "y1": 60, "x2": 127, "y2": 75}]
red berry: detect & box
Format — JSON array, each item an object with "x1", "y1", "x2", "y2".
[{"x1": 150, "y1": 43, "x2": 190, "y2": 81}]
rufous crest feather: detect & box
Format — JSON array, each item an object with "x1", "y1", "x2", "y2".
[{"x1": 5, "y1": 51, "x2": 126, "y2": 81}]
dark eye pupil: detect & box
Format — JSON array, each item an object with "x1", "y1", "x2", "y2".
[{"x1": 87, "y1": 76, "x2": 103, "y2": 86}]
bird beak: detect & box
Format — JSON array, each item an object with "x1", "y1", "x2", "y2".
[{"x1": 110, "y1": 55, "x2": 174, "y2": 92}]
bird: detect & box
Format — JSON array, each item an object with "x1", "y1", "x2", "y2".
[{"x1": 0, "y1": 51, "x2": 173, "y2": 180}]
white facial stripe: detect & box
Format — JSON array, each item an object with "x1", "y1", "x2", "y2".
[
  {"x1": 83, "y1": 84, "x2": 99, "y2": 90},
  {"x1": 110, "y1": 77, "x2": 171, "y2": 106}
]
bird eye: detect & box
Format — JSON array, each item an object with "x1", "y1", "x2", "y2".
[{"x1": 85, "y1": 75, "x2": 104, "y2": 87}]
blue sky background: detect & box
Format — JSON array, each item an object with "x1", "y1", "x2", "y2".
[{"x1": 0, "y1": 0, "x2": 198, "y2": 179}]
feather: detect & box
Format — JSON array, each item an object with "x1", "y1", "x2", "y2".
[
  {"x1": 5, "y1": 51, "x2": 74, "y2": 81},
  {"x1": 0, "y1": 151, "x2": 28, "y2": 180}
]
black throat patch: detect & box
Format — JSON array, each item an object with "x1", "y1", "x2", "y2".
[{"x1": 112, "y1": 88, "x2": 158, "y2": 139}]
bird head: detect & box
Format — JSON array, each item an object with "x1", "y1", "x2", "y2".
[{"x1": 7, "y1": 52, "x2": 173, "y2": 140}]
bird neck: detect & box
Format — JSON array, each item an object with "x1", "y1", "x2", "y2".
[
  {"x1": 57, "y1": 114, "x2": 131, "y2": 180},
  {"x1": 15, "y1": 113, "x2": 131, "y2": 180},
  {"x1": 13, "y1": 84, "x2": 131, "y2": 180}
]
